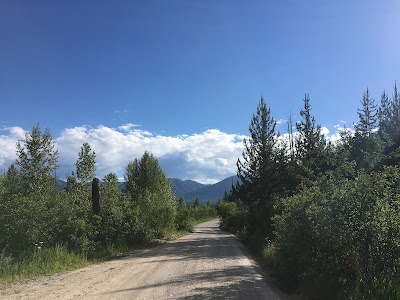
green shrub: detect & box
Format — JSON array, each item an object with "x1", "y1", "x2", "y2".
[
  {"x1": 217, "y1": 201, "x2": 248, "y2": 234},
  {"x1": 273, "y1": 166, "x2": 400, "y2": 298}
]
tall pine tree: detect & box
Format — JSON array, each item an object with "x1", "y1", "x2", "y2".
[
  {"x1": 355, "y1": 88, "x2": 378, "y2": 137},
  {"x1": 237, "y1": 96, "x2": 280, "y2": 238},
  {"x1": 295, "y1": 94, "x2": 329, "y2": 185},
  {"x1": 352, "y1": 89, "x2": 382, "y2": 171},
  {"x1": 378, "y1": 83, "x2": 400, "y2": 165}
]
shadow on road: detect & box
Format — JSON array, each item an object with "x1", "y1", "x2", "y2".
[
  {"x1": 125, "y1": 220, "x2": 245, "y2": 264},
  {"x1": 101, "y1": 220, "x2": 284, "y2": 299},
  {"x1": 102, "y1": 265, "x2": 279, "y2": 299}
]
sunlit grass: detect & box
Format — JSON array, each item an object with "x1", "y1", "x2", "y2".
[
  {"x1": 0, "y1": 244, "x2": 90, "y2": 285},
  {"x1": 0, "y1": 218, "x2": 217, "y2": 288}
]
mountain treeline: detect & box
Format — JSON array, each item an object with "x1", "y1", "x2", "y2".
[
  {"x1": 218, "y1": 84, "x2": 400, "y2": 299},
  {"x1": 0, "y1": 127, "x2": 216, "y2": 279}
]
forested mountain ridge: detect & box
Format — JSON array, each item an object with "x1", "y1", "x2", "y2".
[
  {"x1": 56, "y1": 176, "x2": 236, "y2": 204},
  {"x1": 180, "y1": 175, "x2": 239, "y2": 204},
  {"x1": 169, "y1": 178, "x2": 207, "y2": 197}
]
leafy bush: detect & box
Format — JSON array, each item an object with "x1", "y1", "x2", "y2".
[
  {"x1": 175, "y1": 197, "x2": 194, "y2": 231},
  {"x1": 273, "y1": 166, "x2": 400, "y2": 298},
  {"x1": 217, "y1": 201, "x2": 248, "y2": 234}
]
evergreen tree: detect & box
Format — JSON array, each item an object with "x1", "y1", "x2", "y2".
[
  {"x1": 237, "y1": 96, "x2": 280, "y2": 238},
  {"x1": 390, "y1": 82, "x2": 400, "y2": 147},
  {"x1": 177, "y1": 196, "x2": 186, "y2": 209},
  {"x1": 379, "y1": 83, "x2": 400, "y2": 149},
  {"x1": 193, "y1": 198, "x2": 200, "y2": 208},
  {"x1": 352, "y1": 89, "x2": 382, "y2": 171},
  {"x1": 354, "y1": 88, "x2": 378, "y2": 137},
  {"x1": 295, "y1": 94, "x2": 329, "y2": 184},
  {"x1": 378, "y1": 90, "x2": 391, "y2": 139},
  {"x1": 378, "y1": 83, "x2": 400, "y2": 166},
  {"x1": 16, "y1": 124, "x2": 58, "y2": 195},
  {"x1": 237, "y1": 96, "x2": 278, "y2": 187}
]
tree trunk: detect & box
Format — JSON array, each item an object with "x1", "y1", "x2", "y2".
[{"x1": 92, "y1": 178, "x2": 100, "y2": 215}]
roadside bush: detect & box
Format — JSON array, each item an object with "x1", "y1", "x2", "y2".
[
  {"x1": 217, "y1": 201, "x2": 248, "y2": 234},
  {"x1": 175, "y1": 197, "x2": 194, "y2": 231},
  {"x1": 273, "y1": 166, "x2": 400, "y2": 298},
  {"x1": 190, "y1": 203, "x2": 217, "y2": 222}
]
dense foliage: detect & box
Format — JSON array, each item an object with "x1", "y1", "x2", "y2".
[
  {"x1": 219, "y1": 84, "x2": 400, "y2": 299},
  {"x1": 0, "y1": 125, "x2": 216, "y2": 280}
]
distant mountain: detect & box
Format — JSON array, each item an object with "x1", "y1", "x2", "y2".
[
  {"x1": 180, "y1": 175, "x2": 239, "y2": 205},
  {"x1": 170, "y1": 178, "x2": 207, "y2": 198},
  {"x1": 56, "y1": 178, "x2": 66, "y2": 190},
  {"x1": 55, "y1": 175, "x2": 239, "y2": 205},
  {"x1": 118, "y1": 182, "x2": 127, "y2": 190}
]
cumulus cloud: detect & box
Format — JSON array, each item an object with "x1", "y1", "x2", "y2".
[
  {"x1": 320, "y1": 126, "x2": 330, "y2": 136},
  {"x1": 8, "y1": 127, "x2": 26, "y2": 139},
  {"x1": 0, "y1": 122, "x2": 355, "y2": 183},
  {"x1": 0, "y1": 127, "x2": 24, "y2": 169},
  {"x1": 54, "y1": 126, "x2": 246, "y2": 183},
  {"x1": 326, "y1": 123, "x2": 355, "y2": 144}
]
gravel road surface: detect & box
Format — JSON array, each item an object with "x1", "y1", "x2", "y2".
[{"x1": 1, "y1": 219, "x2": 284, "y2": 299}]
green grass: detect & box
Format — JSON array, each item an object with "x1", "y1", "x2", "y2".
[
  {"x1": 0, "y1": 244, "x2": 90, "y2": 286},
  {"x1": 349, "y1": 278, "x2": 400, "y2": 300},
  {"x1": 0, "y1": 218, "x2": 217, "y2": 288}
]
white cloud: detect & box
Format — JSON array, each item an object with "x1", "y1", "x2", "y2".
[
  {"x1": 0, "y1": 122, "x2": 356, "y2": 183},
  {"x1": 276, "y1": 118, "x2": 287, "y2": 125},
  {"x1": 118, "y1": 123, "x2": 141, "y2": 132},
  {"x1": 8, "y1": 127, "x2": 26, "y2": 139},
  {"x1": 0, "y1": 127, "x2": 24, "y2": 169},
  {"x1": 324, "y1": 124, "x2": 355, "y2": 144},
  {"x1": 53, "y1": 126, "x2": 245, "y2": 183},
  {"x1": 320, "y1": 126, "x2": 330, "y2": 136}
]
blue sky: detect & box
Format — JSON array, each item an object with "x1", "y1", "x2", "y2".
[{"x1": 0, "y1": 1, "x2": 399, "y2": 183}]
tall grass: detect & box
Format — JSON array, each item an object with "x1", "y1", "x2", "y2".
[
  {"x1": 0, "y1": 244, "x2": 89, "y2": 284},
  {"x1": 0, "y1": 217, "x2": 216, "y2": 286}
]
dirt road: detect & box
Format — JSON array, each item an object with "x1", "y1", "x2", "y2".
[{"x1": 2, "y1": 219, "x2": 284, "y2": 299}]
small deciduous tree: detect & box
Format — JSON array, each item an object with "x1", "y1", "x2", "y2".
[
  {"x1": 3, "y1": 164, "x2": 20, "y2": 197},
  {"x1": 125, "y1": 151, "x2": 176, "y2": 239},
  {"x1": 16, "y1": 124, "x2": 58, "y2": 195},
  {"x1": 76, "y1": 142, "x2": 96, "y2": 183}
]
